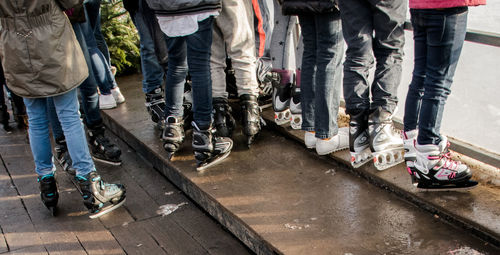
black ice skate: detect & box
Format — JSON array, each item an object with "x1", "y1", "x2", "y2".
[
  {"x1": 75, "y1": 172, "x2": 126, "y2": 219},
  {"x1": 54, "y1": 137, "x2": 76, "y2": 175},
  {"x1": 414, "y1": 137, "x2": 478, "y2": 191},
  {"x1": 402, "y1": 130, "x2": 419, "y2": 186},
  {"x1": 271, "y1": 69, "x2": 293, "y2": 125},
  {"x1": 0, "y1": 104, "x2": 12, "y2": 133},
  {"x1": 38, "y1": 174, "x2": 59, "y2": 216},
  {"x1": 213, "y1": 97, "x2": 235, "y2": 138},
  {"x1": 87, "y1": 123, "x2": 122, "y2": 165},
  {"x1": 192, "y1": 122, "x2": 233, "y2": 171},
  {"x1": 145, "y1": 88, "x2": 166, "y2": 130},
  {"x1": 289, "y1": 70, "x2": 301, "y2": 130},
  {"x1": 349, "y1": 111, "x2": 373, "y2": 168},
  {"x1": 162, "y1": 116, "x2": 185, "y2": 159},
  {"x1": 368, "y1": 107, "x2": 404, "y2": 171},
  {"x1": 240, "y1": 94, "x2": 261, "y2": 147}
]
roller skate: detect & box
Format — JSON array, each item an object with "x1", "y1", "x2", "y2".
[
  {"x1": 75, "y1": 172, "x2": 126, "y2": 219},
  {"x1": 414, "y1": 136, "x2": 478, "y2": 191},
  {"x1": 240, "y1": 94, "x2": 261, "y2": 147},
  {"x1": 349, "y1": 111, "x2": 373, "y2": 168},
  {"x1": 256, "y1": 57, "x2": 274, "y2": 106},
  {"x1": 145, "y1": 87, "x2": 166, "y2": 130},
  {"x1": 192, "y1": 122, "x2": 233, "y2": 171},
  {"x1": 271, "y1": 69, "x2": 293, "y2": 125},
  {"x1": 54, "y1": 137, "x2": 76, "y2": 175},
  {"x1": 289, "y1": 70, "x2": 301, "y2": 130},
  {"x1": 316, "y1": 127, "x2": 349, "y2": 156},
  {"x1": 402, "y1": 130, "x2": 418, "y2": 186},
  {"x1": 213, "y1": 97, "x2": 235, "y2": 138},
  {"x1": 0, "y1": 104, "x2": 12, "y2": 133},
  {"x1": 38, "y1": 173, "x2": 59, "y2": 216},
  {"x1": 368, "y1": 107, "x2": 404, "y2": 171},
  {"x1": 162, "y1": 116, "x2": 185, "y2": 159},
  {"x1": 87, "y1": 123, "x2": 122, "y2": 165}
]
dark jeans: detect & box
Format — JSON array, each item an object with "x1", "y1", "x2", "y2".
[
  {"x1": 164, "y1": 18, "x2": 214, "y2": 129},
  {"x1": 132, "y1": 8, "x2": 165, "y2": 93},
  {"x1": 338, "y1": 0, "x2": 406, "y2": 115},
  {"x1": 298, "y1": 12, "x2": 344, "y2": 139},
  {"x1": 404, "y1": 7, "x2": 468, "y2": 145}
]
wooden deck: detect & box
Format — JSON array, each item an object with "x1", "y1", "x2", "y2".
[{"x1": 0, "y1": 126, "x2": 251, "y2": 255}]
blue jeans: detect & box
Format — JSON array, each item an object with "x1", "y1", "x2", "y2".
[
  {"x1": 404, "y1": 7, "x2": 468, "y2": 145},
  {"x1": 132, "y1": 9, "x2": 165, "y2": 93},
  {"x1": 24, "y1": 89, "x2": 95, "y2": 176},
  {"x1": 338, "y1": 0, "x2": 406, "y2": 115},
  {"x1": 299, "y1": 12, "x2": 344, "y2": 139},
  {"x1": 164, "y1": 18, "x2": 214, "y2": 129},
  {"x1": 84, "y1": 0, "x2": 117, "y2": 95}
]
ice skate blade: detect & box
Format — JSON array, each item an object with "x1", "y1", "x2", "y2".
[
  {"x1": 274, "y1": 109, "x2": 291, "y2": 125},
  {"x1": 196, "y1": 151, "x2": 231, "y2": 172},
  {"x1": 290, "y1": 114, "x2": 302, "y2": 130},
  {"x1": 92, "y1": 156, "x2": 122, "y2": 166},
  {"x1": 49, "y1": 206, "x2": 57, "y2": 217},
  {"x1": 372, "y1": 149, "x2": 405, "y2": 171},
  {"x1": 89, "y1": 198, "x2": 126, "y2": 219},
  {"x1": 416, "y1": 181, "x2": 478, "y2": 192}
]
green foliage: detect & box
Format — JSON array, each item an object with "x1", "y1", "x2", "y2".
[{"x1": 100, "y1": 0, "x2": 140, "y2": 76}]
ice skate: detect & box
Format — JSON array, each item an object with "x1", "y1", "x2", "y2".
[
  {"x1": 213, "y1": 97, "x2": 235, "y2": 138},
  {"x1": 183, "y1": 82, "x2": 194, "y2": 129},
  {"x1": 162, "y1": 116, "x2": 185, "y2": 159},
  {"x1": 240, "y1": 94, "x2": 261, "y2": 147},
  {"x1": 38, "y1": 173, "x2": 59, "y2": 216},
  {"x1": 75, "y1": 171, "x2": 126, "y2": 219},
  {"x1": 0, "y1": 105, "x2": 12, "y2": 133},
  {"x1": 349, "y1": 111, "x2": 373, "y2": 168},
  {"x1": 192, "y1": 122, "x2": 233, "y2": 171},
  {"x1": 368, "y1": 108, "x2": 404, "y2": 171},
  {"x1": 54, "y1": 137, "x2": 76, "y2": 175},
  {"x1": 414, "y1": 137, "x2": 478, "y2": 191},
  {"x1": 289, "y1": 71, "x2": 301, "y2": 130},
  {"x1": 87, "y1": 124, "x2": 122, "y2": 165},
  {"x1": 316, "y1": 127, "x2": 349, "y2": 155},
  {"x1": 271, "y1": 69, "x2": 293, "y2": 125},
  {"x1": 402, "y1": 130, "x2": 418, "y2": 186},
  {"x1": 145, "y1": 88, "x2": 166, "y2": 130}
]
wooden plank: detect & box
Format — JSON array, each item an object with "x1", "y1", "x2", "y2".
[
  {"x1": 143, "y1": 217, "x2": 208, "y2": 255},
  {"x1": 0, "y1": 227, "x2": 8, "y2": 254},
  {"x1": 109, "y1": 220, "x2": 167, "y2": 255},
  {"x1": 7, "y1": 246, "x2": 48, "y2": 255}
]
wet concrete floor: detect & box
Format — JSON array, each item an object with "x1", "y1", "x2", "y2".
[{"x1": 105, "y1": 75, "x2": 500, "y2": 254}]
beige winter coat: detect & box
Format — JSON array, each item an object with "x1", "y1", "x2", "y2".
[{"x1": 0, "y1": 0, "x2": 88, "y2": 98}]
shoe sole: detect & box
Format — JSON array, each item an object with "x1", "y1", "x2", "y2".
[{"x1": 92, "y1": 156, "x2": 122, "y2": 166}]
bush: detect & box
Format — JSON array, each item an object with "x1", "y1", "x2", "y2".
[{"x1": 100, "y1": 0, "x2": 140, "y2": 76}]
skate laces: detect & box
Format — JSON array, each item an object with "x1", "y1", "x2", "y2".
[{"x1": 432, "y1": 142, "x2": 461, "y2": 171}]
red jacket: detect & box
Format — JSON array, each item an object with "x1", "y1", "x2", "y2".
[{"x1": 410, "y1": 0, "x2": 486, "y2": 9}]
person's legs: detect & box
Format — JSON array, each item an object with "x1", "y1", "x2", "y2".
[
  {"x1": 371, "y1": 0, "x2": 406, "y2": 114},
  {"x1": 297, "y1": 14, "x2": 316, "y2": 134},
  {"x1": 164, "y1": 37, "x2": 188, "y2": 120},
  {"x1": 418, "y1": 7, "x2": 468, "y2": 146},
  {"x1": 210, "y1": 18, "x2": 228, "y2": 99}
]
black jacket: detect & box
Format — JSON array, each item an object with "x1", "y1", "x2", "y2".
[{"x1": 281, "y1": 0, "x2": 338, "y2": 15}]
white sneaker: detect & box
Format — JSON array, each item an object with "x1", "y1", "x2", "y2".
[
  {"x1": 305, "y1": 131, "x2": 316, "y2": 149},
  {"x1": 99, "y1": 94, "x2": 117, "y2": 109},
  {"x1": 316, "y1": 127, "x2": 349, "y2": 155},
  {"x1": 111, "y1": 87, "x2": 125, "y2": 104}
]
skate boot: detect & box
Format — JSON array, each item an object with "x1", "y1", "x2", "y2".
[
  {"x1": 402, "y1": 130, "x2": 418, "y2": 186},
  {"x1": 0, "y1": 105, "x2": 12, "y2": 132},
  {"x1": 38, "y1": 173, "x2": 59, "y2": 216},
  {"x1": 271, "y1": 69, "x2": 293, "y2": 125},
  {"x1": 256, "y1": 57, "x2": 274, "y2": 106},
  {"x1": 368, "y1": 107, "x2": 404, "y2": 171},
  {"x1": 183, "y1": 82, "x2": 194, "y2": 129},
  {"x1": 349, "y1": 111, "x2": 373, "y2": 168},
  {"x1": 240, "y1": 94, "x2": 261, "y2": 147},
  {"x1": 75, "y1": 172, "x2": 126, "y2": 218},
  {"x1": 289, "y1": 70, "x2": 301, "y2": 130},
  {"x1": 414, "y1": 137, "x2": 478, "y2": 191},
  {"x1": 162, "y1": 116, "x2": 185, "y2": 159},
  {"x1": 192, "y1": 122, "x2": 233, "y2": 171},
  {"x1": 213, "y1": 97, "x2": 235, "y2": 138},
  {"x1": 316, "y1": 127, "x2": 349, "y2": 155},
  {"x1": 87, "y1": 123, "x2": 122, "y2": 165},
  {"x1": 145, "y1": 88, "x2": 166, "y2": 130},
  {"x1": 54, "y1": 137, "x2": 76, "y2": 175}
]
